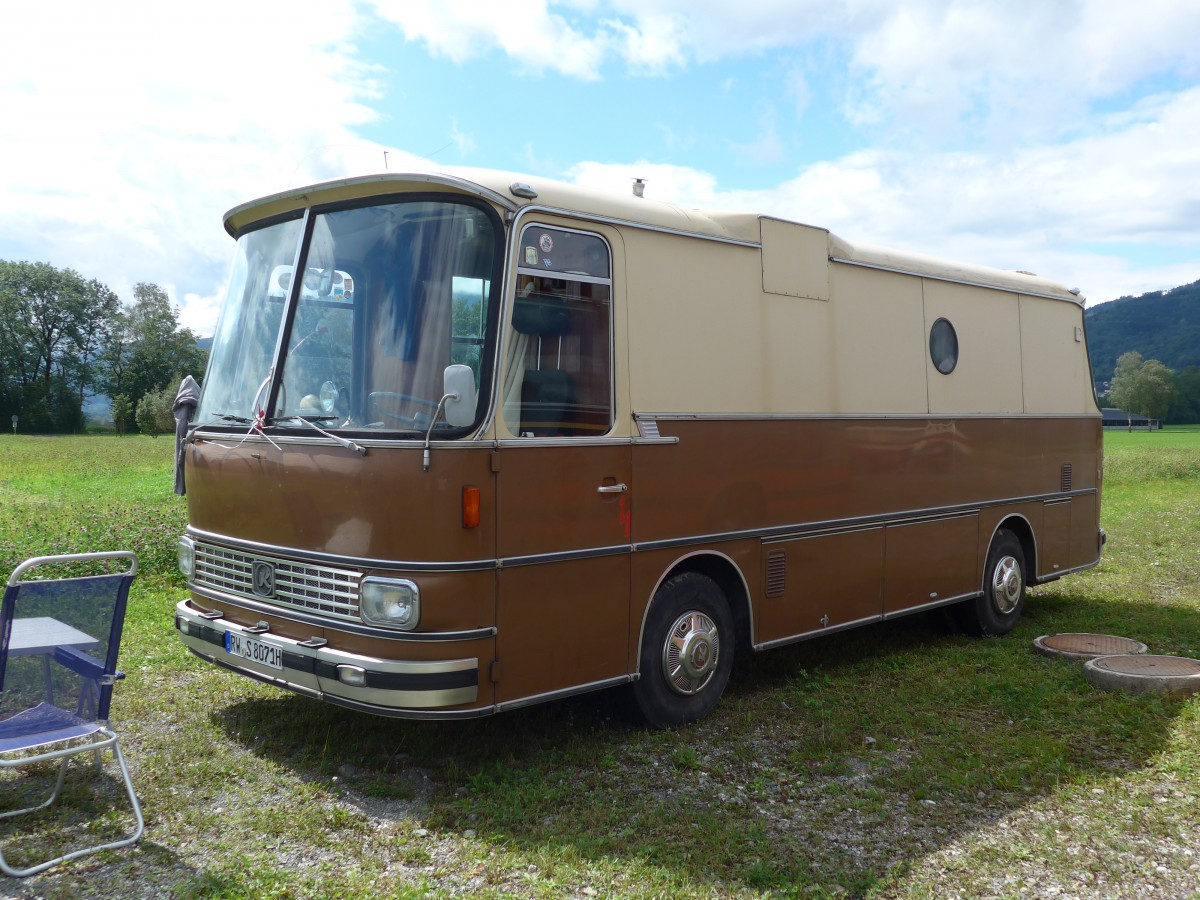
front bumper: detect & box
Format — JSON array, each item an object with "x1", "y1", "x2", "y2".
[{"x1": 174, "y1": 600, "x2": 484, "y2": 719}]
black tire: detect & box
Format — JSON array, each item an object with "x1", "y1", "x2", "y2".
[
  {"x1": 956, "y1": 528, "x2": 1026, "y2": 636},
  {"x1": 627, "y1": 572, "x2": 734, "y2": 728}
]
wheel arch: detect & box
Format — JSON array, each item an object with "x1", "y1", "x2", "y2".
[
  {"x1": 987, "y1": 514, "x2": 1037, "y2": 584},
  {"x1": 634, "y1": 551, "x2": 753, "y2": 673}
]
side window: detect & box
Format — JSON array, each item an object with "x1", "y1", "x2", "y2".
[
  {"x1": 503, "y1": 225, "x2": 613, "y2": 437},
  {"x1": 929, "y1": 317, "x2": 959, "y2": 375}
]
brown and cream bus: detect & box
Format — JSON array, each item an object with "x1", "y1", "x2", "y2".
[{"x1": 174, "y1": 167, "x2": 1103, "y2": 727}]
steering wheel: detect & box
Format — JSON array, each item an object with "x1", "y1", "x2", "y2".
[{"x1": 366, "y1": 391, "x2": 441, "y2": 428}]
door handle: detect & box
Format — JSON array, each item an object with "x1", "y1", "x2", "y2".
[{"x1": 597, "y1": 483, "x2": 628, "y2": 494}]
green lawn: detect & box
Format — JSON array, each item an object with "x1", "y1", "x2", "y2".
[{"x1": 0, "y1": 430, "x2": 1197, "y2": 898}]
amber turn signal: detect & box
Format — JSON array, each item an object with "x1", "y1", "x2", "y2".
[{"x1": 462, "y1": 485, "x2": 480, "y2": 529}]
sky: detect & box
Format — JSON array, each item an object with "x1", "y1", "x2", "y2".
[{"x1": 2, "y1": 0, "x2": 1199, "y2": 337}]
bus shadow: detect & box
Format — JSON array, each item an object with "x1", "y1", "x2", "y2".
[{"x1": 212, "y1": 589, "x2": 1199, "y2": 896}]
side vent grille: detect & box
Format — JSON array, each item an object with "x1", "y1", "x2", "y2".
[
  {"x1": 766, "y1": 551, "x2": 787, "y2": 598},
  {"x1": 1061, "y1": 463, "x2": 1073, "y2": 492}
]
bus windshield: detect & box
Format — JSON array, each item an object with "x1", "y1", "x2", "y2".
[{"x1": 195, "y1": 198, "x2": 501, "y2": 437}]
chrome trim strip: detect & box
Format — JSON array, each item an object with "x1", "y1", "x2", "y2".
[
  {"x1": 493, "y1": 437, "x2": 634, "y2": 449},
  {"x1": 320, "y1": 693, "x2": 493, "y2": 720},
  {"x1": 184, "y1": 588, "x2": 497, "y2": 642},
  {"x1": 188, "y1": 431, "x2": 493, "y2": 449},
  {"x1": 1033, "y1": 556, "x2": 1101, "y2": 584},
  {"x1": 319, "y1": 682, "x2": 477, "y2": 709},
  {"x1": 639, "y1": 411, "x2": 1102, "y2": 421},
  {"x1": 829, "y1": 256, "x2": 1082, "y2": 306},
  {"x1": 763, "y1": 522, "x2": 883, "y2": 545},
  {"x1": 188, "y1": 649, "x2": 494, "y2": 719},
  {"x1": 885, "y1": 510, "x2": 980, "y2": 528},
  {"x1": 635, "y1": 490, "x2": 1095, "y2": 553},
  {"x1": 177, "y1": 602, "x2": 483, "y2": 710},
  {"x1": 632, "y1": 436, "x2": 680, "y2": 445},
  {"x1": 190, "y1": 489, "x2": 1094, "y2": 575},
  {"x1": 881, "y1": 592, "x2": 978, "y2": 620},
  {"x1": 500, "y1": 544, "x2": 632, "y2": 568},
  {"x1": 754, "y1": 612, "x2": 882, "y2": 651},
  {"x1": 494, "y1": 675, "x2": 633, "y2": 712},
  {"x1": 512, "y1": 204, "x2": 762, "y2": 249},
  {"x1": 185, "y1": 527, "x2": 498, "y2": 574}
]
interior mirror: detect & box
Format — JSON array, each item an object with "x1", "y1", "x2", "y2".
[{"x1": 443, "y1": 364, "x2": 477, "y2": 427}]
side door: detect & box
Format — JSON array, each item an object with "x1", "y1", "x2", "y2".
[{"x1": 493, "y1": 222, "x2": 632, "y2": 706}]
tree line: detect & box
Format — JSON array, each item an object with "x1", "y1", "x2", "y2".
[
  {"x1": 0, "y1": 260, "x2": 207, "y2": 434},
  {"x1": 1100, "y1": 350, "x2": 1200, "y2": 425}
]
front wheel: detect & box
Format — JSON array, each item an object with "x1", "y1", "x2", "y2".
[
  {"x1": 628, "y1": 572, "x2": 734, "y2": 728},
  {"x1": 956, "y1": 528, "x2": 1026, "y2": 636}
]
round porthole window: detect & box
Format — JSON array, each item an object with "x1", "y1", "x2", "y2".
[{"x1": 929, "y1": 318, "x2": 959, "y2": 375}]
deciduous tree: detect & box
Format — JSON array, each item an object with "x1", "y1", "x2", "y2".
[
  {"x1": 1109, "y1": 351, "x2": 1176, "y2": 426},
  {"x1": 0, "y1": 261, "x2": 118, "y2": 431}
]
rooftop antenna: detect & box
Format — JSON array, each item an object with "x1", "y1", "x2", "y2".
[{"x1": 383, "y1": 151, "x2": 389, "y2": 170}]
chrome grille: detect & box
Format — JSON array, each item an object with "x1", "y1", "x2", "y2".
[{"x1": 193, "y1": 542, "x2": 362, "y2": 622}]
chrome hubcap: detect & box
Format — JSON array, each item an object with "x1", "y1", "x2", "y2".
[
  {"x1": 662, "y1": 611, "x2": 720, "y2": 696},
  {"x1": 991, "y1": 555, "x2": 1022, "y2": 614}
]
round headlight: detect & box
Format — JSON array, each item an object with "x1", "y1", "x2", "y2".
[
  {"x1": 177, "y1": 536, "x2": 195, "y2": 580},
  {"x1": 360, "y1": 578, "x2": 420, "y2": 630}
]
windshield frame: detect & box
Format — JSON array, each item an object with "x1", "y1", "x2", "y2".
[{"x1": 195, "y1": 192, "x2": 506, "y2": 441}]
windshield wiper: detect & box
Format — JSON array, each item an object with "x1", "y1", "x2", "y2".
[
  {"x1": 272, "y1": 414, "x2": 339, "y2": 423},
  {"x1": 272, "y1": 415, "x2": 367, "y2": 456},
  {"x1": 213, "y1": 413, "x2": 254, "y2": 424}
]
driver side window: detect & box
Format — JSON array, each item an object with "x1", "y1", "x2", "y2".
[{"x1": 503, "y1": 226, "x2": 613, "y2": 438}]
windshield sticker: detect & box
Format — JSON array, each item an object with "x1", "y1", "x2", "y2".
[
  {"x1": 539, "y1": 233, "x2": 554, "y2": 253},
  {"x1": 524, "y1": 246, "x2": 538, "y2": 266}
]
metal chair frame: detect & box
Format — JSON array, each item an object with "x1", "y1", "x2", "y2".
[{"x1": 0, "y1": 552, "x2": 144, "y2": 877}]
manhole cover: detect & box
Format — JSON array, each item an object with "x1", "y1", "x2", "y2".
[
  {"x1": 1084, "y1": 654, "x2": 1200, "y2": 697},
  {"x1": 1034, "y1": 633, "x2": 1148, "y2": 660}
]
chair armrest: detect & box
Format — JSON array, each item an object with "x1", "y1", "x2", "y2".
[{"x1": 54, "y1": 645, "x2": 106, "y2": 680}]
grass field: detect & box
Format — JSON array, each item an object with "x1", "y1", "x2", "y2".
[{"x1": 0, "y1": 429, "x2": 1198, "y2": 898}]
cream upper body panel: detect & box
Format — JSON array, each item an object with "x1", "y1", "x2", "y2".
[{"x1": 223, "y1": 167, "x2": 1097, "y2": 421}]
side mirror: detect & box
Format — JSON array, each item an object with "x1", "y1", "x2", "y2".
[{"x1": 443, "y1": 365, "x2": 477, "y2": 427}]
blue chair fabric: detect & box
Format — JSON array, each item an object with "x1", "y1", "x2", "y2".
[{"x1": 0, "y1": 552, "x2": 144, "y2": 877}]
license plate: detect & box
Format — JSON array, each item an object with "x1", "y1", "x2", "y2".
[{"x1": 224, "y1": 631, "x2": 283, "y2": 670}]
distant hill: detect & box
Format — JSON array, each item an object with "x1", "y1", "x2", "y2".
[{"x1": 1084, "y1": 279, "x2": 1200, "y2": 387}]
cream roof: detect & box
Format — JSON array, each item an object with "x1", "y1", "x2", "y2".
[{"x1": 224, "y1": 166, "x2": 1080, "y2": 304}]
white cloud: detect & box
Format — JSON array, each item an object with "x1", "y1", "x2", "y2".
[
  {"x1": 370, "y1": 0, "x2": 613, "y2": 80},
  {"x1": 449, "y1": 119, "x2": 478, "y2": 157},
  {"x1": 727, "y1": 104, "x2": 785, "y2": 166},
  {"x1": 604, "y1": 11, "x2": 688, "y2": 74},
  {"x1": 370, "y1": 1, "x2": 1200, "y2": 149},
  {"x1": 3, "y1": 0, "x2": 1197, "y2": 342},
  {"x1": 566, "y1": 83, "x2": 1200, "y2": 303},
  {"x1": 0, "y1": 0, "x2": 383, "y2": 336}
]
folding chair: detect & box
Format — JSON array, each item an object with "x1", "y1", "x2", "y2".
[{"x1": 0, "y1": 551, "x2": 144, "y2": 877}]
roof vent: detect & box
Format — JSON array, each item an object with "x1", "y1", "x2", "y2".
[
  {"x1": 632, "y1": 178, "x2": 646, "y2": 198},
  {"x1": 509, "y1": 182, "x2": 538, "y2": 200}
]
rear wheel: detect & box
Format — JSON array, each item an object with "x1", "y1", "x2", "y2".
[
  {"x1": 956, "y1": 528, "x2": 1026, "y2": 636},
  {"x1": 628, "y1": 572, "x2": 734, "y2": 728}
]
